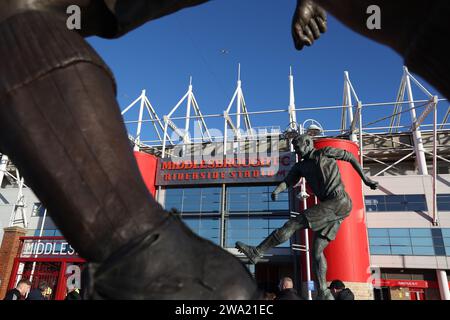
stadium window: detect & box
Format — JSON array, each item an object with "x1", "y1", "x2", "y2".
[
  {"x1": 183, "y1": 217, "x2": 220, "y2": 245},
  {"x1": 31, "y1": 203, "x2": 45, "y2": 217},
  {"x1": 370, "y1": 246, "x2": 391, "y2": 255},
  {"x1": 411, "y1": 237, "x2": 433, "y2": 246},
  {"x1": 164, "y1": 188, "x2": 184, "y2": 212},
  {"x1": 442, "y1": 229, "x2": 450, "y2": 237},
  {"x1": 164, "y1": 187, "x2": 221, "y2": 215},
  {"x1": 369, "y1": 237, "x2": 390, "y2": 246},
  {"x1": 226, "y1": 217, "x2": 289, "y2": 248},
  {"x1": 33, "y1": 229, "x2": 57, "y2": 236},
  {"x1": 389, "y1": 237, "x2": 411, "y2": 246},
  {"x1": 226, "y1": 186, "x2": 289, "y2": 214},
  {"x1": 365, "y1": 195, "x2": 427, "y2": 212},
  {"x1": 365, "y1": 195, "x2": 385, "y2": 212},
  {"x1": 388, "y1": 228, "x2": 410, "y2": 237},
  {"x1": 404, "y1": 195, "x2": 428, "y2": 211},
  {"x1": 412, "y1": 246, "x2": 435, "y2": 255},
  {"x1": 368, "y1": 228, "x2": 390, "y2": 255},
  {"x1": 441, "y1": 229, "x2": 450, "y2": 256},
  {"x1": 430, "y1": 229, "x2": 446, "y2": 256},
  {"x1": 437, "y1": 194, "x2": 450, "y2": 211},
  {"x1": 369, "y1": 228, "x2": 450, "y2": 256},
  {"x1": 391, "y1": 246, "x2": 413, "y2": 255},
  {"x1": 410, "y1": 228, "x2": 431, "y2": 237}
]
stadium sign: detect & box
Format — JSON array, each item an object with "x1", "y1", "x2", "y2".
[
  {"x1": 156, "y1": 152, "x2": 295, "y2": 186},
  {"x1": 20, "y1": 238, "x2": 79, "y2": 258}
]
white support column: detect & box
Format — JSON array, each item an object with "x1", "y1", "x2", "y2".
[
  {"x1": 405, "y1": 67, "x2": 428, "y2": 175},
  {"x1": 358, "y1": 101, "x2": 364, "y2": 165},
  {"x1": 144, "y1": 98, "x2": 163, "y2": 143},
  {"x1": 9, "y1": 171, "x2": 28, "y2": 228},
  {"x1": 437, "y1": 270, "x2": 450, "y2": 300},
  {"x1": 185, "y1": 79, "x2": 193, "y2": 142},
  {"x1": 301, "y1": 181, "x2": 312, "y2": 301},
  {"x1": 134, "y1": 90, "x2": 146, "y2": 151},
  {"x1": 297, "y1": 125, "x2": 312, "y2": 300},
  {"x1": 143, "y1": 95, "x2": 173, "y2": 145},
  {"x1": 161, "y1": 118, "x2": 169, "y2": 159},
  {"x1": 158, "y1": 118, "x2": 170, "y2": 204},
  {"x1": 344, "y1": 72, "x2": 357, "y2": 142},
  {"x1": 0, "y1": 154, "x2": 9, "y2": 187},
  {"x1": 182, "y1": 81, "x2": 193, "y2": 156},
  {"x1": 121, "y1": 93, "x2": 143, "y2": 116},
  {"x1": 237, "y1": 87, "x2": 242, "y2": 133},
  {"x1": 134, "y1": 90, "x2": 145, "y2": 151},
  {"x1": 223, "y1": 116, "x2": 228, "y2": 157},
  {"x1": 236, "y1": 64, "x2": 242, "y2": 135},
  {"x1": 192, "y1": 95, "x2": 212, "y2": 141},
  {"x1": 390, "y1": 75, "x2": 407, "y2": 133},
  {"x1": 30, "y1": 208, "x2": 47, "y2": 282},
  {"x1": 432, "y1": 96, "x2": 438, "y2": 225},
  {"x1": 288, "y1": 67, "x2": 297, "y2": 126}
]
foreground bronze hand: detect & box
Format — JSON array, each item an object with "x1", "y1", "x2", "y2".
[
  {"x1": 0, "y1": 0, "x2": 259, "y2": 299},
  {"x1": 298, "y1": 0, "x2": 450, "y2": 100},
  {"x1": 292, "y1": 0, "x2": 327, "y2": 50}
]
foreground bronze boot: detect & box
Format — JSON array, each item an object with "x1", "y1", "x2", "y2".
[
  {"x1": 84, "y1": 215, "x2": 260, "y2": 300},
  {"x1": 0, "y1": 10, "x2": 259, "y2": 299}
]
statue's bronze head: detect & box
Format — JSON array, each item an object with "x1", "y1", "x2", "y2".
[{"x1": 291, "y1": 134, "x2": 314, "y2": 158}]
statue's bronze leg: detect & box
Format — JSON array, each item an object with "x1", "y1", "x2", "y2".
[
  {"x1": 0, "y1": 11, "x2": 259, "y2": 299},
  {"x1": 236, "y1": 215, "x2": 308, "y2": 264},
  {"x1": 312, "y1": 234, "x2": 334, "y2": 300}
]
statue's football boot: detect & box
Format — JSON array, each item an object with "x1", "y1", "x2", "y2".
[
  {"x1": 316, "y1": 288, "x2": 335, "y2": 300},
  {"x1": 235, "y1": 228, "x2": 288, "y2": 265},
  {"x1": 235, "y1": 242, "x2": 263, "y2": 265}
]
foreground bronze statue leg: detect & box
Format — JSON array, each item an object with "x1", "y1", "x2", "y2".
[
  {"x1": 0, "y1": 10, "x2": 258, "y2": 299},
  {"x1": 236, "y1": 216, "x2": 308, "y2": 264}
]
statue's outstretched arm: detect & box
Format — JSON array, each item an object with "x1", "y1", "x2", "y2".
[
  {"x1": 346, "y1": 155, "x2": 378, "y2": 190},
  {"x1": 272, "y1": 164, "x2": 302, "y2": 201},
  {"x1": 271, "y1": 182, "x2": 288, "y2": 201},
  {"x1": 323, "y1": 147, "x2": 378, "y2": 190}
]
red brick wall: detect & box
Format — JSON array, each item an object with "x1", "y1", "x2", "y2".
[{"x1": 0, "y1": 227, "x2": 26, "y2": 298}]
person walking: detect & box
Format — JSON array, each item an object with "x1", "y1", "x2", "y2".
[
  {"x1": 329, "y1": 280, "x2": 355, "y2": 300},
  {"x1": 3, "y1": 279, "x2": 31, "y2": 300},
  {"x1": 275, "y1": 277, "x2": 302, "y2": 300},
  {"x1": 26, "y1": 282, "x2": 50, "y2": 300}
]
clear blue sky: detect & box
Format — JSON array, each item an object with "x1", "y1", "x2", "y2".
[{"x1": 88, "y1": 0, "x2": 445, "y2": 141}]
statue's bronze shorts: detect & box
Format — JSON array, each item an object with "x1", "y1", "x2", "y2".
[{"x1": 303, "y1": 192, "x2": 352, "y2": 241}]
